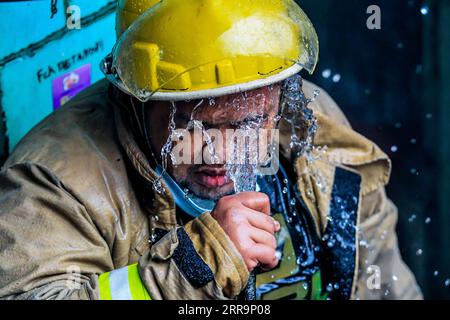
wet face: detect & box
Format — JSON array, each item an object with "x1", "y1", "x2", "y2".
[{"x1": 146, "y1": 85, "x2": 282, "y2": 200}]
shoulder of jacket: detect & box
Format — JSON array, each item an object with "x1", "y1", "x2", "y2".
[
  {"x1": 3, "y1": 79, "x2": 131, "y2": 204},
  {"x1": 302, "y1": 80, "x2": 352, "y2": 129}
]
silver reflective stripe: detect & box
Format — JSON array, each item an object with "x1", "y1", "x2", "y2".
[{"x1": 108, "y1": 266, "x2": 133, "y2": 300}]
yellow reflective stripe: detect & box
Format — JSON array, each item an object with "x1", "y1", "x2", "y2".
[
  {"x1": 98, "y1": 265, "x2": 151, "y2": 300},
  {"x1": 127, "y1": 264, "x2": 151, "y2": 300},
  {"x1": 98, "y1": 271, "x2": 112, "y2": 300}
]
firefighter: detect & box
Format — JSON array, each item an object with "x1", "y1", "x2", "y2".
[{"x1": 0, "y1": 0, "x2": 421, "y2": 300}]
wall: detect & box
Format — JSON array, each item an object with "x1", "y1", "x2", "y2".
[{"x1": 0, "y1": 0, "x2": 117, "y2": 160}]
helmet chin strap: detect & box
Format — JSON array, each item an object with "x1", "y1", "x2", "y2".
[{"x1": 155, "y1": 166, "x2": 216, "y2": 218}]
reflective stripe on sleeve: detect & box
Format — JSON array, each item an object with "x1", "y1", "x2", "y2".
[{"x1": 98, "y1": 264, "x2": 151, "y2": 300}]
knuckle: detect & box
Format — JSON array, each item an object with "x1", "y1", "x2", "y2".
[
  {"x1": 234, "y1": 224, "x2": 246, "y2": 237},
  {"x1": 269, "y1": 250, "x2": 278, "y2": 266},
  {"x1": 270, "y1": 236, "x2": 277, "y2": 248},
  {"x1": 216, "y1": 196, "x2": 228, "y2": 208},
  {"x1": 240, "y1": 248, "x2": 251, "y2": 261},
  {"x1": 247, "y1": 259, "x2": 258, "y2": 271},
  {"x1": 229, "y1": 209, "x2": 244, "y2": 224},
  {"x1": 264, "y1": 216, "x2": 276, "y2": 232},
  {"x1": 260, "y1": 192, "x2": 270, "y2": 203},
  {"x1": 270, "y1": 259, "x2": 279, "y2": 268},
  {"x1": 269, "y1": 247, "x2": 277, "y2": 257}
]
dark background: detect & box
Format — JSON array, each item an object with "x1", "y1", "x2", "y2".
[{"x1": 299, "y1": 0, "x2": 450, "y2": 299}]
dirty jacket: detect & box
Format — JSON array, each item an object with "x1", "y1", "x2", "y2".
[{"x1": 0, "y1": 79, "x2": 422, "y2": 300}]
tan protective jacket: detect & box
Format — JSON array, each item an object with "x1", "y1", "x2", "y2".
[{"x1": 0, "y1": 79, "x2": 422, "y2": 300}]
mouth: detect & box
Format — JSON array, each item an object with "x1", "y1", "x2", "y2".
[{"x1": 194, "y1": 166, "x2": 232, "y2": 188}]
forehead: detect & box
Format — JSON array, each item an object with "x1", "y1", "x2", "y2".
[{"x1": 176, "y1": 85, "x2": 281, "y2": 122}]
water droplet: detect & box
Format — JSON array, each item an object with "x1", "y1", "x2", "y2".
[
  {"x1": 433, "y1": 271, "x2": 439, "y2": 277},
  {"x1": 322, "y1": 69, "x2": 331, "y2": 79},
  {"x1": 425, "y1": 217, "x2": 431, "y2": 224},
  {"x1": 420, "y1": 6, "x2": 429, "y2": 15},
  {"x1": 408, "y1": 214, "x2": 417, "y2": 223},
  {"x1": 282, "y1": 187, "x2": 288, "y2": 194},
  {"x1": 392, "y1": 275, "x2": 398, "y2": 281},
  {"x1": 152, "y1": 179, "x2": 165, "y2": 194},
  {"x1": 390, "y1": 145, "x2": 398, "y2": 153},
  {"x1": 416, "y1": 249, "x2": 423, "y2": 256},
  {"x1": 275, "y1": 251, "x2": 282, "y2": 260},
  {"x1": 410, "y1": 138, "x2": 417, "y2": 144},
  {"x1": 332, "y1": 74, "x2": 341, "y2": 83},
  {"x1": 313, "y1": 89, "x2": 320, "y2": 100},
  {"x1": 445, "y1": 279, "x2": 450, "y2": 287},
  {"x1": 281, "y1": 75, "x2": 318, "y2": 160}
]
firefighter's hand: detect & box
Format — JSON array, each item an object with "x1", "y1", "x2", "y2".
[{"x1": 211, "y1": 192, "x2": 281, "y2": 272}]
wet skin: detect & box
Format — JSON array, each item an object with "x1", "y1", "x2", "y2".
[{"x1": 145, "y1": 85, "x2": 282, "y2": 271}]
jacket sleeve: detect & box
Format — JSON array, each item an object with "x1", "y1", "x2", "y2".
[
  {"x1": 0, "y1": 163, "x2": 248, "y2": 300},
  {"x1": 354, "y1": 187, "x2": 423, "y2": 300},
  {"x1": 137, "y1": 213, "x2": 249, "y2": 299}
]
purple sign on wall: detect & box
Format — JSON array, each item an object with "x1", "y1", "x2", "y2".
[{"x1": 52, "y1": 64, "x2": 91, "y2": 109}]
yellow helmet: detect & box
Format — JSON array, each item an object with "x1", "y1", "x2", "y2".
[{"x1": 104, "y1": 0, "x2": 319, "y2": 101}]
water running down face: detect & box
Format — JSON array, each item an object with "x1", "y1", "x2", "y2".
[{"x1": 146, "y1": 85, "x2": 282, "y2": 200}]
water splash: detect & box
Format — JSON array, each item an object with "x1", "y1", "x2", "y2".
[
  {"x1": 281, "y1": 75, "x2": 318, "y2": 157},
  {"x1": 153, "y1": 101, "x2": 178, "y2": 194},
  {"x1": 225, "y1": 118, "x2": 264, "y2": 193},
  {"x1": 150, "y1": 75, "x2": 324, "y2": 196},
  {"x1": 280, "y1": 75, "x2": 330, "y2": 193}
]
